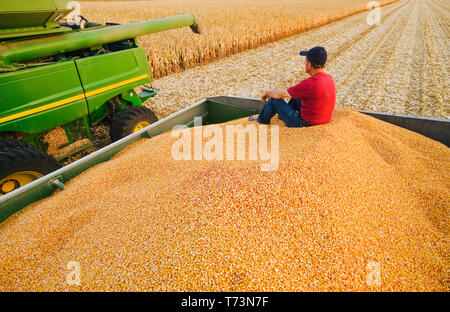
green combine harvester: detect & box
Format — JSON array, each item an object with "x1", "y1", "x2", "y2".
[{"x1": 0, "y1": 0, "x2": 201, "y2": 196}]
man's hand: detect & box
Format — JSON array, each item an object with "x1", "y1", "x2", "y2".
[
  {"x1": 260, "y1": 91, "x2": 271, "y2": 103},
  {"x1": 260, "y1": 89, "x2": 291, "y2": 102}
]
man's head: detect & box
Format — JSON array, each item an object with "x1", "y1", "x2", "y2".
[{"x1": 299, "y1": 46, "x2": 327, "y2": 74}]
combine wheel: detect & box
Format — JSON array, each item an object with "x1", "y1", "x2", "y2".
[
  {"x1": 0, "y1": 147, "x2": 60, "y2": 196},
  {"x1": 110, "y1": 106, "x2": 158, "y2": 141},
  {"x1": 0, "y1": 138, "x2": 34, "y2": 151}
]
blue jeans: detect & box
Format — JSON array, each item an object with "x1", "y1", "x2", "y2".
[{"x1": 257, "y1": 98, "x2": 310, "y2": 127}]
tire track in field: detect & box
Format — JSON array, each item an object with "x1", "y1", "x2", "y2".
[
  {"x1": 348, "y1": 0, "x2": 416, "y2": 112},
  {"x1": 416, "y1": 0, "x2": 448, "y2": 117},
  {"x1": 328, "y1": 0, "x2": 410, "y2": 62},
  {"x1": 405, "y1": 1, "x2": 426, "y2": 117},
  {"x1": 423, "y1": 0, "x2": 449, "y2": 117},
  {"x1": 332, "y1": 0, "x2": 414, "y2": 109},
  {"x1": 428, "y1": 0, "x2": 450, "y2": 39},
  {"x1": 417, "y1": 0, "x2": 437, "y2": 117},
  {"x1": 144, "y1": 0, "x2": 448, "y2": 120}
]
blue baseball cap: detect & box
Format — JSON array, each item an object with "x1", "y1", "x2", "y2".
[{"x1": 299, "y1": 46, "x2": 327, "y2": 67}]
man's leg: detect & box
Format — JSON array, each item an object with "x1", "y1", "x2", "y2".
[
  {"x1": 257, "y1": 98, "x2": 289, "y2": 124},
  {"x1": 275, "y1": 101, "x2": 305, "y2": 127},
  {"x1": 257, "y1": 98, "x2": 309, "y2": 127},
  {"x1": 287, "y1": 98, "x2": 299, "y2": 111},
  {"x1": 292, "y1": 98, "x2": 310, "y2": 127},
  {"x1": 286, "y1": 98, "x2": 309, "y2": 127},
  {"x1": 294, "y1": 98, "x2": 302, "y2": 111}
]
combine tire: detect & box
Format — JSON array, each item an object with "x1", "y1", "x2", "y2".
[
  {"x1": 0, "y1": 138, "x2": 34, "y2": 151},
  {"x1": 0, "y1": 147, "x2": 60, "y2": 196},
  {"x1": 110, "y1": 106, "x2": 158, "y2": 141}
]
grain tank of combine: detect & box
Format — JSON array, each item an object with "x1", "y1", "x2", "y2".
[{"x1": 0, "y1": 0, "x2": 201, "y2": 196}]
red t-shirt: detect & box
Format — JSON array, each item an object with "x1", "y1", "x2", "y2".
[{"x1": 287, "y1": 72, "x2": 336, "y2": 125}]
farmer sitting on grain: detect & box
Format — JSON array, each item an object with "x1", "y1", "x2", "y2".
[{"x1": 253, "y1": 46, "x2": 336, "y2": 127}]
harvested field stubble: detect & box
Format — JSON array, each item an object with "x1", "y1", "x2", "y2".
[{"x1": 0, "y1": 108, "x2": 448, "y2": 291}]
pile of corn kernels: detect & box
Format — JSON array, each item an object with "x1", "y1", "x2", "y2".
[{"x1": 0, "y1": 108, "x2": 448, "y2": 291}]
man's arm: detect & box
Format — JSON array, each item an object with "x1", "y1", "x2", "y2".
[{"x1": 261, "y1": 89, "x2": 290, "y2": 103}]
